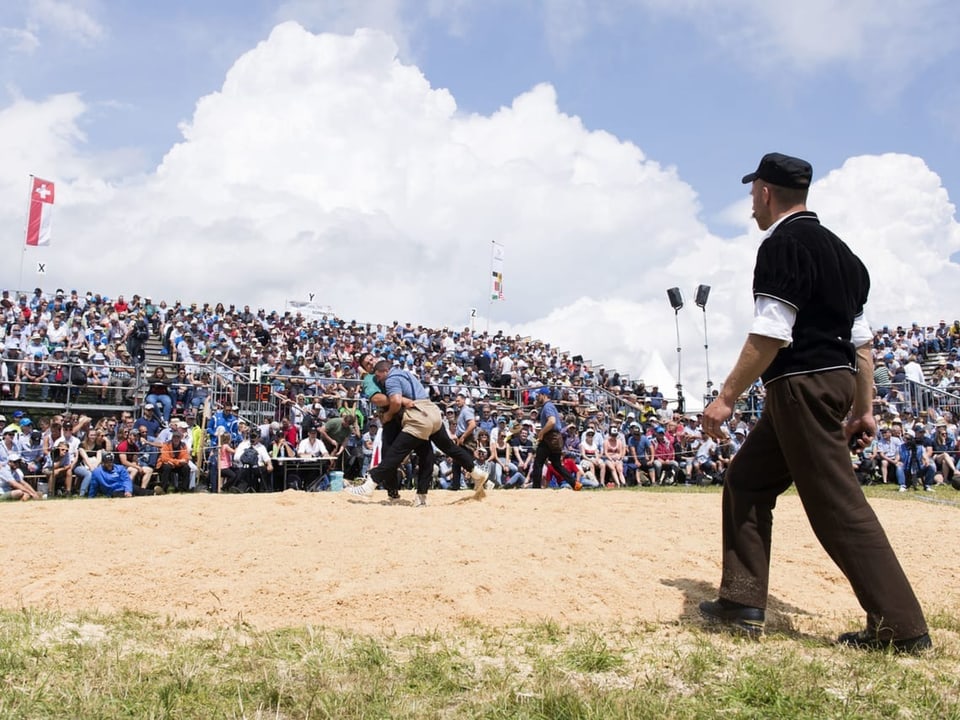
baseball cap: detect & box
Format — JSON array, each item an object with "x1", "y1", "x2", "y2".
[
  {"x1": 7, "y1": 453, "x2": 21, "y2": 462},
  {"x1": 101, "y1": 452, "x2": 115, "y2": 462},
  {"x1": 144, "y1": 403, "x2": 155, "y2": 410},
  {"x1": 742, "y1": 152, "x2": 812, "y2": 189}
]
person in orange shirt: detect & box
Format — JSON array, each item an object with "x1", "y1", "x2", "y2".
[{"x1": 158, "y1": 430, "x2": 191, "y2": 493}]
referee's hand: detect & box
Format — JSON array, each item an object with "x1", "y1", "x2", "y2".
[{"x1": 702, "y1": 397, "x2": 733, "y2": 440}]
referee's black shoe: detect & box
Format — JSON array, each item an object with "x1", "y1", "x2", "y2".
[
  {"x1": 837, "y1": 629, "x2": 932, "y2": 654},
  {"x1": 699, "y1": 598, "x2": 765, "y2": 636}
]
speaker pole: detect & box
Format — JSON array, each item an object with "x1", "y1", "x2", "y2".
[
  {"x1": 674, "y1": 309, "x2": 685, "y2": 413},
  {"x1": 703, "y1": 310, "x2": 712, "y2": 383},
  {"x1": 695, "y1": 284, "x2": 712, "y2": 407},
  {"x1": 667, "y1": 287, "x2": 684, "y2": 412}
]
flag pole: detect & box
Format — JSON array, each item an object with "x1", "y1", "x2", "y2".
[
  {"x1": 488, "y1": 241, "x2": 506, "y2": 335},
  {"x1": 487, "y1": 241, "x2": 494, "y2": 334},
  {"x1": 18, "y1": 174, "x2": 34, "y2": 296}
]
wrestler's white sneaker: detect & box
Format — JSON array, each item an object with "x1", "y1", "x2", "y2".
[
  {"x1": 347, "y1": 477, "x2": 377, "y2": 496},
  {"x1": 414, "y1": 494, "x2": 428, "y2": 507},
  {"x1": 469, "y1": 466, "x2": 489, "y2": 487}
]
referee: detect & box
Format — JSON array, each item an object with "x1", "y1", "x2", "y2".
[{"x1": 699, "y1": 152, "x2": 930, "y2": 653}]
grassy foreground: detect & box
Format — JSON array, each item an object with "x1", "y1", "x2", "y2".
[{"x1": 0, "y1": 608, "x2": 957, "y2": 719}]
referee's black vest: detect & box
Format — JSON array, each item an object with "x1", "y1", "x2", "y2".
[{"x1": 753, "y1": 211, "x2": 870, "y2": 385}]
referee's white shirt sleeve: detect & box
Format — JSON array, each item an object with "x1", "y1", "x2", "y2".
[
  {"x1": 851, "y1": 311, "x2": 873, "y2": 348},
  {"x1": 750, "y1": 296, "x2": 795, "y2": 347}
]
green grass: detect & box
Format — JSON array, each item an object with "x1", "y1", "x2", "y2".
[{"x1": 0, "y1": 609, "x2": 957, "y2": 719}]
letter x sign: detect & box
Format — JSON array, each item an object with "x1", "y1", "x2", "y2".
[{"x1": 37, "y1": 263, "x2": 46, "y2": 274}]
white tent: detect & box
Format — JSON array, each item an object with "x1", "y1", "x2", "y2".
[{"x1": 637, "y1": 349, "x2": 711, "y2": 413}]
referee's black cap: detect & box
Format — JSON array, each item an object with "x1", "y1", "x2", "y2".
[{"x1": 742, "y1": 152, "x2": 812, "y2": 189}]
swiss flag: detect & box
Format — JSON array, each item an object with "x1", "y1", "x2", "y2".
[{"x1": 25, "y1": 177, "x2": 55, "y2": 246}]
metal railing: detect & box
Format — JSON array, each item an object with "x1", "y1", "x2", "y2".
[
  {"x1": 897, "y1": 379, "x2": 960, "y2": 420},
  {"x1": 0, "y1": 355, "x2": 142, "y2": 412}
]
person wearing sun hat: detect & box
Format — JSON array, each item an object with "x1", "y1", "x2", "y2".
[
  {"x1": 0, "y1": 427, "x2": 19, "y2": 466},
  {"x1": 699, "y1": 152, "x2": 930, "y2": 654},
  {"x1": 600, "y1": 424, "x2": 626, "y2": 487}
]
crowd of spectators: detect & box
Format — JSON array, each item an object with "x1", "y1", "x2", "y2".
[
  {"x1": 0, "y1": 285, "x2": 730, "y2": 496},
  {"x1": 0, "y1": 408, "x2": 203, "y2": 497},
  {"x1": 852, "y1": 321, "x2": 960, "y2": 492},
  {"x1": 2, "y1": 286, "x2": 960, "y2": 498}
]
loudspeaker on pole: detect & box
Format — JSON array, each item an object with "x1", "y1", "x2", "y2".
[{"x1": 667, "y1": 287, "x2": 684, "y2": 311}]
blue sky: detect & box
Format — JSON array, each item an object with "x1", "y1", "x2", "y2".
[{"x1": 2, "y1": 0, "x2": 960, "y2": 396}]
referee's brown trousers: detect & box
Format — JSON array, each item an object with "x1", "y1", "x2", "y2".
[{"x1": 720, "y1": 369, "x2": 928, "y2": 640}]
